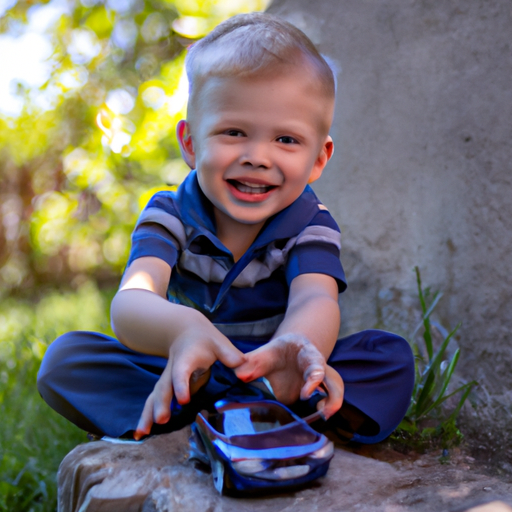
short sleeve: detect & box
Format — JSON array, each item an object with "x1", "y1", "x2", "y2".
[
  {"x1": 127, "y1": 192, "x2": 185, "y2": 269},
  {"x1": 285, "y1": 210, "x2": 347, "y2": 292}
]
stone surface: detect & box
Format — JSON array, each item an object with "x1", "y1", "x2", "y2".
[
  {"x1": 265, "y1": 0, "x2": 512, "y2": 437},
  {"x1": 58, "y1": 429, "x2": 512, "y2": 512},
  {"x1": 466, "y1": 503, "x2": 512, "y2": 512}
]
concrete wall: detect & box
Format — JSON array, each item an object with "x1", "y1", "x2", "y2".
[{"x1": 267, "y1": 0, "x2": 512, "y2": 415}]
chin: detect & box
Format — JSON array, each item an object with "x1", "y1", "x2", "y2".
[{"x1": 222, "y1": 208, "x2": 270, "y2": 226}]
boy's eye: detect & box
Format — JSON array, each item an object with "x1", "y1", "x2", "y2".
[
  {"x1": 225, "y1": 129, "x2": 244, "y2": 137},
  {"x1": 276, "y1": 135, "x2": 298, "y2": 144}
]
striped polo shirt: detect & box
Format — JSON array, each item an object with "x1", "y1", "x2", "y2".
[{"x1": 128, "y1": 171, "x2": 347, "y2": 342}]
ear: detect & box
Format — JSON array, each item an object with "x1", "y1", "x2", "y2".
[
  {"x1": 308, "y1": 136, "x2": 334, "y2": 184},
  {"x1": 176, "y1": 120, "x2": 196, "y2": 169}
]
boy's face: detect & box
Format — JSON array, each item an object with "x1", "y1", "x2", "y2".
[{"x1": 178, "y1": 66, "x2": 334, "y2": 236}]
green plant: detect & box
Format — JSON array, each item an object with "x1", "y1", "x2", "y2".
[
  {"x1": 395, "y1": 267, "x2": 477, "y2": 448},
  {"x1": 0, "y1": 282, "x2": 114, "y2": 512},
  {"x1": 0, "y1": 350, "x2": 85, "y2": 512}
]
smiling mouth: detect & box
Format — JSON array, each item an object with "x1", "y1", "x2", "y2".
[{"x1": 227, "y1": 179, "x2": 277, "y2": 195}]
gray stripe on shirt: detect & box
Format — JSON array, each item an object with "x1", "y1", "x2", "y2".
[
  {"x1": 136, "y1": 208, "x2": 187, "y2": 249},
  {"x1": 179, "y1": 238, "x2": 297, "y2": 288},
  {"x1": 213, "y1": 314, "x2": 285, "y2": 338},
  {"x1": 295, "y1": 225, "x2": 341, "y2": 250}
]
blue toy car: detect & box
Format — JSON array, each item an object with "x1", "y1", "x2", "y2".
[{"x1": 189, "y1": 399, "x2": 334, "y2": 494}]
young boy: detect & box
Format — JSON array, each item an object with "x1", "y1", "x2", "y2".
[{"x1": 37, "y1": 13, "x2": 414, "y2": 444}]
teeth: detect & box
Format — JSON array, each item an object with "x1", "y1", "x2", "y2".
[
  {"x1": 238, "y1": 181, "x2": 263, "y2": 188},
  {"x1": 232, "y1": 180, "x2": 271, "y2": 194}
]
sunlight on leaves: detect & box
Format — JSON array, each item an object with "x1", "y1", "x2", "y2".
[{"x1": 0, "y1": 0, "x2": 270, "y2": 294}]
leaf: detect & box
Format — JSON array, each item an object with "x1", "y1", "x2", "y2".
[
  {"x1": 414, "y1": 323, "x2": 461, "y2": 419},
  {"x1": 414, "y1": 367, "x2": 436, "y2": 418},
  {"x1": 448, "y1": 381, "x2": 478, "y2": 420},
  {"x1": 411, "y1": 291, "x2": 443, "y2": 339},
  {"x1": 396, "y1": 418, "x2": 417, "y2": 434},
  {"x1": 415, "y1": 267, "x2": 435, "y2": 359},
  {"x1": 422, "y1": 348, "x2": 461, "y2": 416}
]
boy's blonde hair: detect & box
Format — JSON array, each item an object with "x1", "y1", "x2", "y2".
[{"x1": 185, "y1": 13, "x2": 336, "y2": 105}]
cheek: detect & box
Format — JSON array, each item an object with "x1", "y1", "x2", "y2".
[
  {"x1": 279, "y1": 149, "x2": 311, "y2": 168},
  {"x1": 201, "y1": 144, "x2": 234, "y2": 171},
  {"x1": 280, "y1": 155, "x2": 314, "y2": 183},
  {"x1": 197, "y1": 166, "x2": 225, "y2": 203}
]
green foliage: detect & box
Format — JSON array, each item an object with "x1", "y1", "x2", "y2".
[
  {"x1": 0, "y1": 353, "x2": 83, "y2": 511},
  {"x1": 0, "y1": 281, "x2": 114, "y2": 512},
  {"x1": 0, "y1": 0, "x2": 270, "y2": 293},
  {"x1": 394, "y1": 267, "x2": 477, "y2": 449}
]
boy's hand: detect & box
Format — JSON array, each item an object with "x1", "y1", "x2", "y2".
[
  {"x1": 134, "y1": 327, "x2": 245, "y2": 440},
  {"x1": 235, "y1": 334, "x2": 343, "y2": 419}
]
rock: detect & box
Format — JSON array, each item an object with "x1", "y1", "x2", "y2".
[
  {"x1": 464, "y1": 503, "x2": 512, "y2": 512},
  {"x1": 58, "y1": 428, "x2": 512, "y2": 512}
]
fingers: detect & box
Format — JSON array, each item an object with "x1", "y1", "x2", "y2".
[
  {"x1": 216, "y1": 342, "x2": 246, "y2": 369},
  {"x1": 134, "y1": 394, "x2": 155, "y2": 440},
  {"x1": 234, "y1": 356, "x2": 265, "y2": 383},
  {"x1": 134, "y1": 359, "x2": 174, "y2": 440},
  {"x1": 298, "y1": 341, "x2": 326, "y2": 400},
  {"x1": 300, "y1": 365, "x2": 325, "y2": 400},
  {"x1": 171, "y1": 362, "x2": 192, "y2": 405},
  {"x1": 153, "y1": 361, "x2": 174, "y2": 420},
  {"x1": 236, "y1": 335, "x2": 302, "y2": 383},
  {"x1": 318, "y1": 365, "x2": 344, "y2": 419},
  {"x1": 236, "y1": 336, "x2": 328, "y2": 406},
  {"x1": 171, "y1": 333, "x2": 245, "y2": 401},
  {"x1": 189, "y1": 367, "x2": 211, "y2": 396},
  {"x1": 135, "y1": 334, "x2": 244, "y2": 440},
  {"x1": 234, "y1": 346, "x2": 277, "y2": 382},
  {"x1": 170, "y1": 341, "x2": 208, "y2": 404}
]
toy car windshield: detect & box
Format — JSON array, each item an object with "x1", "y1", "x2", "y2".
[{"x1": 189, "y1": 400, "x2": 334, "y2": 494}]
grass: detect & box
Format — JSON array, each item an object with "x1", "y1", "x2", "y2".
[
  {"x1": 0, "y1": 355, "x2": 84, "y2": 510},
  {"x1": 391, "y1": 267, "x2": 478, "y2": 450},
  {"x1": 0, "y1": 282, "x2": 115, "y2": 512}
]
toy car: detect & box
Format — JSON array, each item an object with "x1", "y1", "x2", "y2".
[{"x1": 189, "y1": 399, "x2": 334, "y2": 494}]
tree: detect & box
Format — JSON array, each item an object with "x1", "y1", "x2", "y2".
[{"x1": 0, "y1": 0, "x2": 269, "y2": 294}]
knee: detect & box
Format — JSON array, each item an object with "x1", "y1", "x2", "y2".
[
  {"x1": 376, "y1": 331, "x2": 415, "y2": 394},
  {"x1": 366, "y1": 330, "x2": 413, "y2": 362},
  {"x1": 351, "y1": 330, "x2": 415, "y2": 387},
  {"x1": 392, "y1": 335, "x2": 414, "y2": 377},
  {"x1": 37, "y1": 332, "x2": 78, "y2": 394},
  {"x1": 372, "y1": 330, "x2": 414, "y2": 378}
]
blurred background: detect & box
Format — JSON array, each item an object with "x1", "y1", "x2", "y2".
[
  {"x1": 0, "y1": 1, "x2": 269, "y2": 510},
  {"x1": 0, "y1": 0, "x2": 271, "y2": 295}
]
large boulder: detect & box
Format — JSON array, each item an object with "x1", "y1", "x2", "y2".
[{"x1": 57, "y1": 429, "x2": 512, "y2": 512}]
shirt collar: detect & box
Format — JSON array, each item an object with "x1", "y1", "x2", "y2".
[{"x1": 176, "y1": 170, "x2": 217, "y2": 235}]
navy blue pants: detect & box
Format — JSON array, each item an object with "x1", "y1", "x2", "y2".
[{"x1": 37, "y1": 330, "x2": 414, "y2": 444}]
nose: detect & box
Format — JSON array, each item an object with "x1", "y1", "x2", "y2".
[{"x1": 239, "y1": 142, "x2": 271, "y2": 169}]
